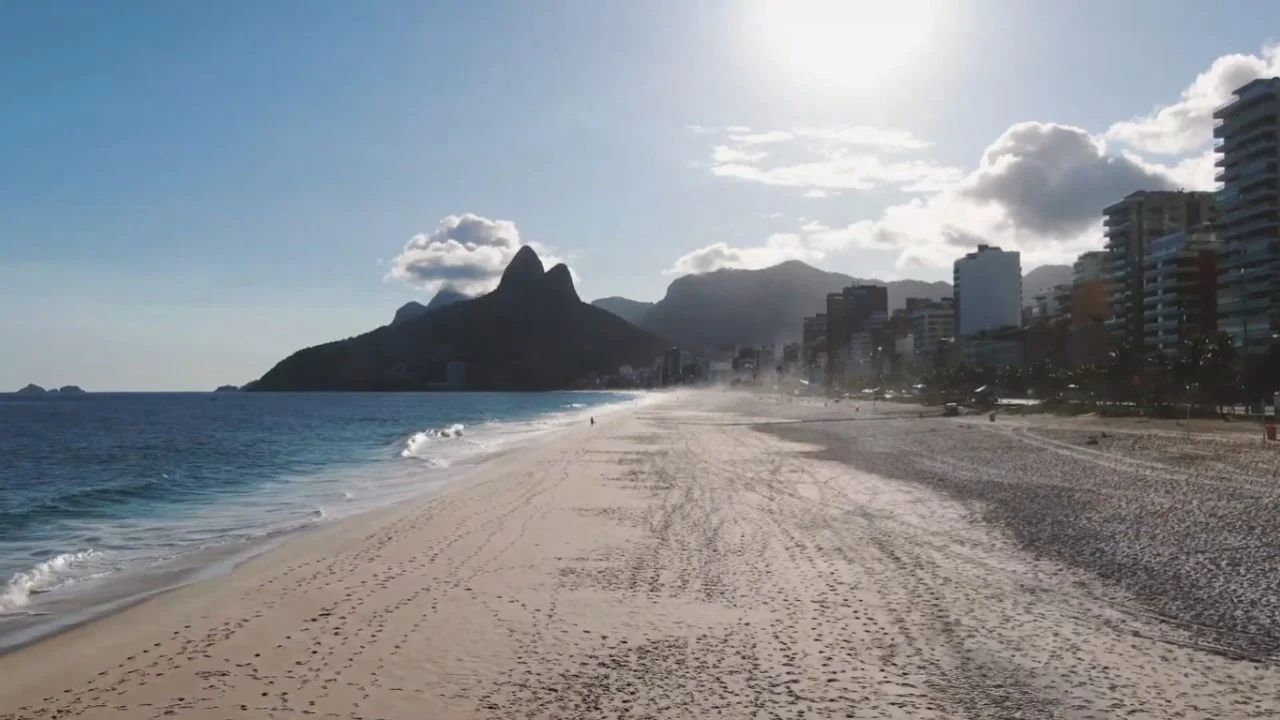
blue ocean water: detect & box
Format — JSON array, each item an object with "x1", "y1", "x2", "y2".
[{"x1": 0, "y1": 391, "x2": 635, "y2": 629}]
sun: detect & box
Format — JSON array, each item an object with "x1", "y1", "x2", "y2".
[{"x1": 756, "y1": 0, "x2": 936, "y2": 92}]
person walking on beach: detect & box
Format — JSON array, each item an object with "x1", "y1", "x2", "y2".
[{"x1": 590, "y1": 416, "x2": 595, "y2": 426}]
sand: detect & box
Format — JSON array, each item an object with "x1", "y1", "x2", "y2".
[{"x1": 2, "y1": 391, "x2": 1278, "y2": 718}]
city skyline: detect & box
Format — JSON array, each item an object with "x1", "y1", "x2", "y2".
[{"x1": 3, "y1": 1, "x2": 1279, "y2": 389}]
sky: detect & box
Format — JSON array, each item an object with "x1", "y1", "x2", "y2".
[{"x1": 2, "y1": 0, "x2": 1278, "y2": 390}]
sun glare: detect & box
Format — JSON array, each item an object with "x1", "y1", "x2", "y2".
[{"x1": 758, "y1": 0, "x2": 936, "y2": 92}]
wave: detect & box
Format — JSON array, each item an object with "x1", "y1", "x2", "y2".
[
  {"x1": 401, "y1": 423, "x2": 466, "y2": 458},
  {"x1": 562, "y1": 402, "x2": 588, "y2": 409},
  {"x1": 0, "y1": 550, "x2": 100, "y2": 612}
]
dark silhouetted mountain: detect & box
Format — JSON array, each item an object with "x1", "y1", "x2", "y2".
[
  {"x1": 253, "y1": 247, "x2": 669, "y2": 391},
  {"x1": 391, "y1": 301, "x2": 428, "y2": 326},
  {"x1": 15, "y1": 384, "x2": 46, "y2": 395},
  {"x1": 54, "y1": 385, "x2": 86, "y2": 394},
  {"x1": 638, "y1": 261, "x2": 951, "y2": 350},
  {"x1": 391, "y1": 288, "x2": 471, "y2": 326},
  {"x1": 1022, "y1": 265, "x2": 1073, "y2": 306},
  {"x1": 591, "y1": 297, "x2": 655, "y2": 326},
  {"x1": 427, "y1": 288, "x2": 469, "y2": 310},
  {"x1": 214, "y1": 385, "x2": 240, "y2": 392}
]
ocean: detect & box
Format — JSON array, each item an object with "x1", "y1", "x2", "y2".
[{"x1": 0, "y1": 390, "x2": 638, "y2": 650}]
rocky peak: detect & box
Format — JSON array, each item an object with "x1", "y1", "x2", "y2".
[
  {"x1": 544, "y1": 263, "x2": 579, "y2": 303},
  {"x1": 497, "y1": 246, "x2": 547, "y2": 294}
]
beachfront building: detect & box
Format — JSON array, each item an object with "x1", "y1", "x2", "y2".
[
  {"x1": 1103, "y1": 190, "x2": 1214, "y2": 353},
  {"x1": 953, "y1": 245, "x2": 1021, "y2": 336},
  {"x1": 1068, "y1": 251, "x2": 1111, "y2": 366},
  {"x1": 1141, "y1": 229, "x2": 1220, "y2": 358},
  {"x1": 911, "y1": 298, "x2": 955, "y2": 365},
  {"x1": 802, "y1": 313, "x2": 827, "y2": 382},
  {"x1": 824, "y1": 284, "x2": 888, "y2": 386},
  {"x1": 1214, "y1": 77, "x2": 1280, "y2": 357}
]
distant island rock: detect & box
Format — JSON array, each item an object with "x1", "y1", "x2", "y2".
[
  {"x1": 14, "y1": 384, "x2": 86, "y2": 395},
  {"x1": 252, "y1": 247, "x2": 669, "y2": 391},
  {"x1": 391, "y1": 288, "x2": 471, "y2": 326},
  {"x1": 214, "y1": 385, "x2": 241, "y2": 393}
]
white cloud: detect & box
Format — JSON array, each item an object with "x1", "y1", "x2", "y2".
[
  {"x1": 1106, "y1": 44, "x2": 1280, "y2": 154},
  {"x1": 386, "y1": 213, "x2": 568, "y2": 295},
  {"x1": 695, "y1": 124, "x2": 954, "y2": 195},
  {"x1": 668, "y1": 234, "x2": 823, "y2": 275},
  {"x1": 960, "y1": 121, "x2": 1177, "y2": 236},
  {"x1": 675, "y1": 121, "x2": 1191, "y2": 276},
  {"x1": 710, "y1": 149, "x2": 961, "y2": 192},
  {"x1": 676, "y1": 47, "x2": 1267, "y2": 278}
]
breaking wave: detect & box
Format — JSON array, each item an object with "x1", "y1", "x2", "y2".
[
  {"x1": 0, "y1": 550, "x2": 100, "y2": 612},
  {"x1": 401, "y1": 423, "x2": 466, "y2": 458}
]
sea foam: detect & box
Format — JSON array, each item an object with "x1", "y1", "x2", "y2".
[
  {"x1": 401, "y1": 423, "x2": 466, "y2": 458},
  {"x1": 0, "y1": 550, "x2": 100, "y2": 612}
]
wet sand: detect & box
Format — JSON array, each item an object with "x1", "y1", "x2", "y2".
[{"x1": 2, "y1": 391, "x2": 1277, "y2": 718}]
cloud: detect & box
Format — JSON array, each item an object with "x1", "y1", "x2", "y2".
[
  {"x1": 674, "y1": 122, "x2": 1193, "y2": 276},
  {"x1": 386, "y1": 213, "x2": 568, "y2": 294},
  {"x1": 674, "y1": 47, "x2": 1261, "y2": 278},
  {"x1": 695, "y1": 124, "x2": 955, "y2": 195},
  {"x1": 668, "y1": 234, "x2": 822, "y2": 275},
  {"x1": 960, "y1": 122, "x2": 1177, "y2": 237},
  {"x1": 1106, "y1": 44, "x2": 1280, "y2": 154}
]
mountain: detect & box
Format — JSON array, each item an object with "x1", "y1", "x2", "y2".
[
  {"x1": 427, "y1": 288, "x2": 469, "y2": 311},
  {"x1": 391, "y1": 289, "x2": 470, "y2": 326},
  {"x1": 391, "y1": 301, "x2": 428, "y2": 326},
  {"x1": 1022, "y1": 265, "x2": 1073, "y2": 304},
  {"x1": 591, "y1": 297, "x2": 655, "y2": 325},
  {"x1": 15, "y1": 384, "x2": 46, "y2": 395},
  {"x1": 637, "y1": 261, "x2": 951, "y2": 350},
  {"x1": 253, "y1": 247, "x2": 669, "y2": 391}
]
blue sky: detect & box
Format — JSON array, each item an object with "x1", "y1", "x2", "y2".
[{"x1": 2, "y1": 0, "x2": 1277, "y2": 390}]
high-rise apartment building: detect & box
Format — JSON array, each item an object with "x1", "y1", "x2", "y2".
[
  {"x1": 910, "y1": 298, "x2": 954, "y2": 364},
  {"x1": 1141, "y1": 229, "x2": 1219, "y2": 357},
  {"x1": 953, "y1": 245, "x2": 1021, "y2": 336},
  {"x1": 1068, "y1": 251, "x2": 1111, "y2": 366},
  {"x1": 824, "y1": 284, "x2": 888, "y2": 385},
  {"x1": 1103, "y1": 190, "x2": 1214, "y2": 353},
  {"x1": 1213, "y1": 77, "x2": 1280, "y2": 356}
]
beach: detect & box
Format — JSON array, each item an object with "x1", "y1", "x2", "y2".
[{"x1": 3, "y1": 391, "x2": 1279, "y2": 718}]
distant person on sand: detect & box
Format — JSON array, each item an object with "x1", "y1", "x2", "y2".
[{"x1": 590, "y1": 417, "x2": 595, "y2": 426}]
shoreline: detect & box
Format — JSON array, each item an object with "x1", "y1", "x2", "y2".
[
  {"x1": 0, "y1": 393, "x2": 643, "y2": 657},
  {"x1": 2, "y1": 391, "x2": 1276, "y2": 718}
]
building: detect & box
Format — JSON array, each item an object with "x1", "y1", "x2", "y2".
[
  {"x1": 953, "y1": 244, "x2": 1021, "y2": 336},
  {"x1": 961, "y1": 329, "x2": 1025, "y2": 368},
  {"x1": 1140, "y1": 229, "x2": 1220, "y2": 358},
  {"x1": 801, "y1": 313, "x2": 827, "y2": 378},
  {"x1": 781, "y1": 342, "x2": 800, "y2": 368},
  {"x1": 1068, "y1": 251, "x2": 1111, "y2": 367},
  {"x1": 911, "y1": 298, "x2": 955, "y2": 365},
  {"x1": 662, "y1": 346, "x2": 682, "y2": 386},
  {"x1": 1213, "y1": 77, "x2": 1280, "y2": 356},
  {"x1": 824, "y1": 284, "x2": 888, "y2": 385},
  {"x1": 1074, "y1": 251, "x2": 1107, "y2": 284},
  {"x1": 1103, "y1": 190, "x2": 1214, "y2": 353}
]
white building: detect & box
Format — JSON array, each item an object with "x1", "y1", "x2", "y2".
[
  {"x1": 953, "y1": 244, "x2": 1022, "y2": 336},
  {"x1": 911, "y1": 298, "x2": 954, "y2": 363}
]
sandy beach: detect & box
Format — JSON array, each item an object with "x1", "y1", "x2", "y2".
[{"x1": 3, "y1": 391, "x2": 1279, "y2": 718}]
